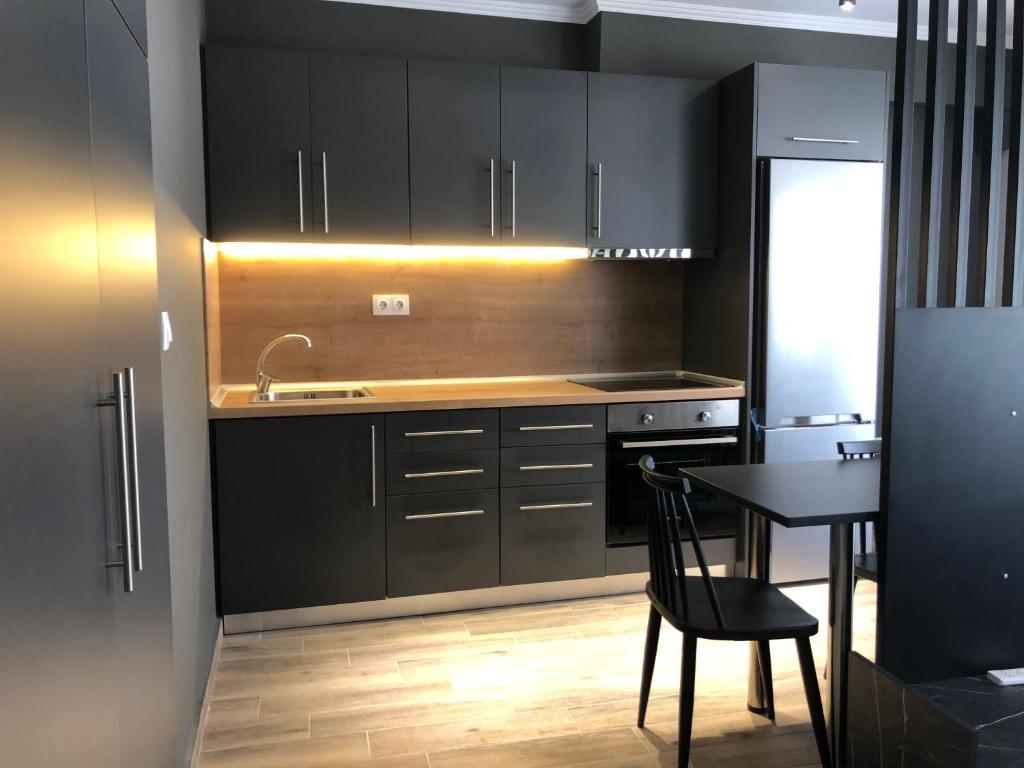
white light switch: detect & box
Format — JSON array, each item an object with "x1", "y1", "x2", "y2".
[{"x1": 160, "y1": 311, "x2": 173, "y2": 351}]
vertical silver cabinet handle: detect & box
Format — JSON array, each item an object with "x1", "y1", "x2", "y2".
[
  {"x1": 321, "y1": 151, "x2": 330, "y2": 234},
  {"x1": 510, "y1": 160, "x2": 517, "y2": 238},
  {"x1": 593, "y1": 162, "x2": 603, "y2": 238},
  {"x1": 124, "y1": 367, "x2": 142, "y2": 572},
  {"x1": 297, "y1": 149, "x2": 305, "y2": 233},
  {"x1": 488, "y1": 158, "x2": 496, "y2": 238},
  {"x1": 371, "y1": 424, "x2": 377, "y2": 508},
  {"x1": 100, "y1": 372, "x2": 134, "y2": 593}
]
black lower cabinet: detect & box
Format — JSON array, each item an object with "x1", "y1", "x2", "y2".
[
  {"x1": 214, "y1": 414, "x2": 385, "y2": 614},
  {"x1": 500, "y1": 484, "x2": 606, "y2": 585},
  {"x1": 386, "y1": 490, "x2": 500, "y2": 597}
]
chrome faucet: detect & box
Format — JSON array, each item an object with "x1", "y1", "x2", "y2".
[{"x1": 255, "y1": 334, "x2": 312, "y2": 394}]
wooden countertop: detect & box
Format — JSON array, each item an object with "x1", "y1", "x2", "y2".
[{"x1": 208, "y1": 372, "x2": 746, "y2": 420}]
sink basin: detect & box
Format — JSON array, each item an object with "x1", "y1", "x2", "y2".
[{"x1": 250, "y1": 387, "x2": 374, "y2": 403}]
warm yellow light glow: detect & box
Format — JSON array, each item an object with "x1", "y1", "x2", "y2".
[{"x1": 210, "y1": 241, "x2": 589, "y2": 264}]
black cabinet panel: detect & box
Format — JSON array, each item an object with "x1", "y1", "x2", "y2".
[
  {"x1": 587, "y1": 72, "x2": 717, "y2": 249},
  {"x1": 408, "y1": 59, "x2": 500, "y2": 244},
  {"x1": 110, "y1": 0, "x2": 146, "y2": 55},
  {"x1": 387, "y1": 450, "x2": 499, "y2": 495},
  {"x1": 755, "y1": 64, "x2": 887, "y2": 161},
  {"x1": 386, "y1": 409, "x2": 499, "y2": 453},
  {"x1": 500, "y1": 405, "x2": 606, "y2": 447},
  {"x1": 500, "y1": 444, "x2": 607, "y2": 487},
  {"x1": 214, "y1": 415, "x2": 385, "y2": 614},
  {"x1": 386, "y1": 490, "x2": 500, "y2": 596},
  {"x1": 310, "y1": 53, "x2": 410, "y2": 242},
  {"x1": 0, "y1": 3, "x2": 122, "y2": 765},
  {"x1": 500, "y1": 484, "x2": 605, "y2": 585},
  {"x1": 500, "y1": 66, "x2": 587, "y2": 245},
  {"x1": 205, "y1": 46, "x2": 312, "y2": 240}
]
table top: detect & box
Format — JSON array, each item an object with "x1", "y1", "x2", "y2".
[{"x1": 681, "y1": 459, "x2": 881, "y2": 528}]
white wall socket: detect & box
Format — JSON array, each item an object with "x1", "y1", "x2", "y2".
[{"x1": 372, "y1": 294, "x2": 410, "y2": 316}]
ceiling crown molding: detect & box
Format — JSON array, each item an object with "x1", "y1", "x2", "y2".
[{"x1": 324, "y1": 0, "x2": 1005, "y2": 44}]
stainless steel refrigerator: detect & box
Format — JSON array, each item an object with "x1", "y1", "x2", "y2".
[{"x1": 752, "y1": 158, "x2": 884, "y2": 583}]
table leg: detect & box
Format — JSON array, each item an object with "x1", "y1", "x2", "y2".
[
  {"x1": 827, "y1": 522, "x2": 854, "y2": 768},
  {"x1": 746, "y1": 511, "x2": 772, "y2": 715}
]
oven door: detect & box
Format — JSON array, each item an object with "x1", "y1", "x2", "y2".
[{"x1": 607, "y1": 429, "x2": 741, "y2": 546}]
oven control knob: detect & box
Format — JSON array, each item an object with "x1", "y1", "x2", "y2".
[
  {"x1": 698, "y1": 410, "x2": 712, "y2": 423},
  {"x1": 640, "y1": 411, "x2": 655, "y2": 425}
]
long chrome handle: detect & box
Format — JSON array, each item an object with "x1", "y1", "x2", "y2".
[
  {"x1": 789, "y1": 136, "x2": 860, "y2": 145},
  {"x1": 405, "y1": 509, "x2": 485, "y2": 521},
  {"x1": 404, "y1": 429, "x2": 484, "y2": 437},
  {"x1": 619, "y1": 437, "x2": 738, "y2": 449},
  {"x1": 321, "y1": 151, "x2": 329, "y2": 234},
  {"x1": 371, "y1": 424, "x2": 377, "y2": 508},
  {"x1": 510, "y1": 160, "x2": 517, "y2": 239},
  {"x1": 519, "y1": 501, "x2": 594, "y2": 511},
  {"x1": 297, "y1": 149, "x2": 305, "y2": 233},
  {"x1": 100, "y1": 372, "x2": 134, "y2": 593},
  {"x1": 519, "y1": 424, "x2": 594, "y2": 432},
  {"x1": 593, "y1": 162, "x2": 603, "y2": 238},
  {"x1": 488, "y1": 158, "x2": 496, "y2": 237},
  {"x1": 519, "y1": 463, "x2": 594, "y2": 471},
  {"x1": 123, "y1": 367, "x2": 142, "y2": 572},
  {"x1": 404, "y1": 468, "x2": 485, "y2": 479}
]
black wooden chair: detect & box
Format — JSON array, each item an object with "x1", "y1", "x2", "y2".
[
  {"x1": 837, "y1": 439, "x2": 882, "y2": 583},
  {"x1": 637, "y1": 456, "x2": 831, "y2": 768}
]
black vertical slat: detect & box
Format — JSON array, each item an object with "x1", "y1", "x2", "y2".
[
  {"x1": 917, "y1": 0, "x2": 950, "y2": 309},
  {"x1": 878, "y1": 0, "x2": 918, "y2": 661},
  {"x1": 885, "y1": 0, "x2": 918, "y2": 314},
  {"x1": 975, "y1": 0, "x2": 1007, "y2": 306},
  {"x1": 946, "y1": 0, "x2": 979, "y2": 307},
  {"x1": 1004, "y1": 0, "x2": 1024, "y2": 307}
]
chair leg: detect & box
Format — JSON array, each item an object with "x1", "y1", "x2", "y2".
[
  {"x1": 755, "y1": 639, "x2": 776, "y2": 721},
  {"x1": 637, "y1": 605, "x2": 662, "y2": 728},
  {"x1": 678, "y1": 634, "x2": 698, "y2": 768},
  {"x1": 795, "y1": 636, "x2": 832, "y2": 768}
]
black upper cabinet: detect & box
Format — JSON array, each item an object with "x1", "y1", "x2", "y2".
[
  {"x1": 310, "y1": 54, "x2": 410, "y2": 243},
  {"x1": 214, "y1": 415, "x2": 385, "y2": 614},
  {"x1": 755, "y1": 64, "x2": 887, "y2": 161},
  {"x1": 205, "y1": 46, "x2": 313, "y2": 241},
  {"x1": 408, "y1": 60, "x2": 501, "y2": 245},
  {"x1": 587, "y1": 72, "x2": 718, "y2": 250},
  {"x1": 500, "y1": 67, "x2": 587, "y2": 246},
  {"x1": 110, "y1": 0, "x2": 146, "y2": 55}
]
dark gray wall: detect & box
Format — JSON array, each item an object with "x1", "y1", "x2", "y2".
[
  {"x1": 146, "y1": 0, "x2": 219, "y2": 762},
  {"x1": 204, "y1": 0, "x2": 587, "y2": 69}
]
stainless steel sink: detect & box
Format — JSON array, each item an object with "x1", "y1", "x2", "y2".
[{"x1": 250, "y1": 387, "x2": 374, "y2": 403}]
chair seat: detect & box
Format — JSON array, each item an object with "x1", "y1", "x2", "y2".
[
  {"x1": 854, "y1": 552, "x2": 879, "y2": 582},
  {"x1": 646, "y1": 577, "x2": 819, "y2": 641}
]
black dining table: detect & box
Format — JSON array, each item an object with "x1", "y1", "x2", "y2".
[{"x1": 680, "y1": 458, "x2": 881, "y2": 768}]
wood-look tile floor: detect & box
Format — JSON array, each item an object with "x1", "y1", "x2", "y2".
[{"x1": 197, "y1": 582, "x2": 877, "y2": 768}]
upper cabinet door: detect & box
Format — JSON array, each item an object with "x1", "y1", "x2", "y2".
[
  {"x1": 110, "y1": 0, "x2": 146, "y2": 55},
  {"x1": 500, "y1": 67, "x2": 587, "y2": 246},
  {"x1": 755, "y1": 64, "x2": 887, "y2": 161},
  {"x1": 205, "y1": 46, "x2": 313, "y2": 241},
  {"x1": 310, "y1": 54, "x2": 410, "y2": 243},
  {"x1": 587, "y1": 72, "x2": 718, "y2": 250},
  {"x1": 408, "y1": 60, "x2": 500, "y2": 245}
]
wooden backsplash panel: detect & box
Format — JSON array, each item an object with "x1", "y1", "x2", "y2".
[{"x1": 217, "y1": 257, "x2": 684, "y2": 383}]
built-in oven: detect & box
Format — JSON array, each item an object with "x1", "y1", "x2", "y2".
[{"x1": 606, "y1": 400, "x2": 742, "y2": 547}]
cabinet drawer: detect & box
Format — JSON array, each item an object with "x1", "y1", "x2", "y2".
[
  {"x1": 386, "y1": 409, "x2": 498, "y2": 453},
  {"x1": 500, "y1": 444, "x2": 606, "y2": 487},
  {"x1": 387, "y1": 450, "x2": 498, "y2": 494},
  {"x1": 500, "y1": 405, "x2": 606, "y2": 447},
  {"x1": 500, "y1": 483, "x2": 606, "y2": 585},
  {"x1": 387, "y1": 490, "x2": 499, "y2": 597},
  {"x1": 755, "y1": 64, "x2": 887, "y2": 161}
]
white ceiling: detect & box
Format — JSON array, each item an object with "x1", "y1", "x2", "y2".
[{"x1": 324, "y1": 0, "x2": 1017, "y2": 41}]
